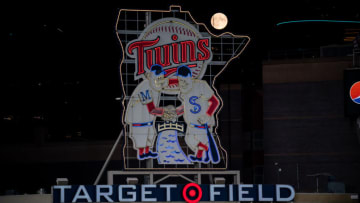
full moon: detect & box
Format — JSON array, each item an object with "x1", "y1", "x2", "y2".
[{"x1": 211, "y1": 13, "x2": 228, "y2": 30}]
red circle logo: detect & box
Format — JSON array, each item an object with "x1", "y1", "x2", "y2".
[
  {"x1": 182, "y1": 183, "x2": 202, "y2": 203},
  {"x1": 171, "y1": 34, "x2": 178, "y2": 41},
  {"x1": 350, "y1": 81, "x2": 360, "y2": 104}
]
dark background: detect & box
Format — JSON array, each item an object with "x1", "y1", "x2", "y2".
[
  {"x1": 3, "y1": 1, "x2": 358, "y2": 141},
  {"x1": 1, "y1": 0, "x2": 360, "y2": 195},
  {"x1": 344, "y1": 69, "x2": 360, "y2": 116}
]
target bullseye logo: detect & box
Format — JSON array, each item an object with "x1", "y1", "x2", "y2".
[
  {"x1": 182, "y1": 183, "x2": 202, "y2": 203},
  {"x1": 350, "y1": 81, "x2": 360, "y2": 104}
]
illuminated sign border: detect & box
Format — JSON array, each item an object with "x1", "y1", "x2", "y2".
[{"x1": 116, "y1": 5, "x2": 251, "y2": 170}]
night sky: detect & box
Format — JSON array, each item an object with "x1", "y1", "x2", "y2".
[
  {"x1": 2, "y1": 1, "x2": 360, "y2": 140},
  {"x1": 1, "y1": 0, "x2": 360, "y2": 195}
]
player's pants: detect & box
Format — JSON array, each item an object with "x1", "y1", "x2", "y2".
[
  {"x1": 129, "y1": 121, "x2": 156, "y2": 149},
  {"x1": 185, "y1": 123, "x2": 211, "y2": 153}
]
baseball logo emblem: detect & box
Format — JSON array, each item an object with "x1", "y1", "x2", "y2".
[
  {"x1": 182, "y1": 183, "x2": 203, "y2": 203},
  {"x1": 350, "y1": 81, "x2": 360, "y2": 104},
  {"x1": 126, "y1": 18, "x2": 212, "y2": 94}
]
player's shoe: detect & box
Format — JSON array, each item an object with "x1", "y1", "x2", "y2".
[
  {"x1": 138, "y1": 154, "x2": 146, "y2": 160},
  {"x1": 189, "y1": 155, "x2": 202, "y2": 162},
  {"x1": 145, "y1": 151, "x2": 158, "y2": 158},
  {"x1": 202, "y1": 150, "x2": 210, "y2": 164}
]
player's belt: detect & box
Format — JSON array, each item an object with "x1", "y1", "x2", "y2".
[
  {"x1": 190, "y1": 123, "x2": 211, "y2": 129},
  {"x1": 132, "y1": 121, "x2": 153, "y2": 127}
]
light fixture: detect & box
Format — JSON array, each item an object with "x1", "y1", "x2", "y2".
[
  {"x1": 56, "y1": 178, "x2": 69, "y2": 185},
  {"x1": 214, "y1": 177, "x2": 226, "y2": 184},
  {"x1": 126, "y1": 177, "x2": 139, "y2": 184}
]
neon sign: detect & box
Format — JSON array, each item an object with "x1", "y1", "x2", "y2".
[
  {"x1": 126, "y1": 18, "x2": 212, "y2": 79},
  {"x1": 117, "y1": 6, "x2": 250, "y2": 169},
  {"x1": 50, "y1": 7, "x2": 296, "y2": 203},
  {"x1": 53, "y1": 183, "x2": 295, "y2": 203}
]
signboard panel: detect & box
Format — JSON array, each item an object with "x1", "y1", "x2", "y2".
[
  {"x1": 117, "y1": 6, "x2": 250, "y2": 170},
  {"x1": 53, "y1": 184, "x2": 295, "y2": 203}
]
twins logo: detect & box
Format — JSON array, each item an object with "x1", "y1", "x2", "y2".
[
  {"x1": 126, "y1": 17, "x2": 213, "y2": 83},
  {"x1": 350, "y1": 81, "x2": 360, "y2": 104}
]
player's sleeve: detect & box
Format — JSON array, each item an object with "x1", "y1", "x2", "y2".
[
  {"x1": 201, "y1": 81, "x2": 220, "y2": 116},
  {"x1": 176, "y1": 105, "x2": 184, "y2": 115},
  {"x1": 146, "y1": 102, "x2": 164, "y2": 116},
  {"x1": 207, "y1": 95, "x2": 219, "y2": 116},
  {"x1": 136, "y1": 88, "x2": 164, "y2": 116}
]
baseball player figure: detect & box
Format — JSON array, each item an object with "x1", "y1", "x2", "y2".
[
  {"x1": 175, "y1": 65, "x2": 221, "y2": 164},
  {"x1": 125, "y1": 64, "x2": 169, "y2": 160}
]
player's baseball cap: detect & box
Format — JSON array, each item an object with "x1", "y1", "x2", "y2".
[
  {"x1": 150, "y1": 64, "x2": 166, "y2": 76},
  {"x1": 176, "y1": 65, "x2": 192, "y2": 78}
]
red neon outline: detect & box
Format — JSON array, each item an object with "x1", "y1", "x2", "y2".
[
  {"x1": 133, "y1": 39, "x2": 209, "y2": 75},
  {"x1": 147, "y1": 102, "x2": 164, "y2": 116},
  {"x1": 180, "y1": 40, "x2": 196, "y2": 63},
  {"x1": 172, "y1": 43, "x2": 180, "y2": 64},
  {"x1": 197, "y1": 39, "x2": 211, "y2": 61},
  {"x1": 146, "y1": 49, "x2": 153, "y2": 69},
  {"x1": 176, "y1": 105, "x2": 184, "y2": 116},
  {"x1": 146, "y1": 102, "x2": 155, "y2": 113},
  {"x1": 168, "y1": 78, "x2": 178, "y2": 86},
  {"x1": 164, "y1": 67, "x2": 177, "y2": 77},
  {"x1": 182, "y1": 183, "x2": 202, "y2": 203},
  {"x1": 155, "y1": 44, "x2": 171, "y2": 67},
  {"x1": 196, "y1": 150, "x2": 203, "y2": 158},
  {"x1": 128, "y1": 33, "x2": 211, "y2": 78},
  {"x1": 198, "y1": 142, "x2": 209, "y2": 151},
  {"x1": 206, "y1": 95, "x2": 220, "y2": 116},
  {"x1": 172, "y1": 34, "x2": 178, "y2": 41},
  {"x1": 139, "y1": 148, "x2": 144, "y2": 155},
  {"x1": 127, "y1": 37, "x2": 160, "y2": 76}
]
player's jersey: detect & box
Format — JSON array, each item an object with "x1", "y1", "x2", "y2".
[
  {"x1": 125, "y1": 80, "x2": 161, "y2": 123},
  {"x1": 179, "y1": 80, "x2": 216, "y2": 126}
]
